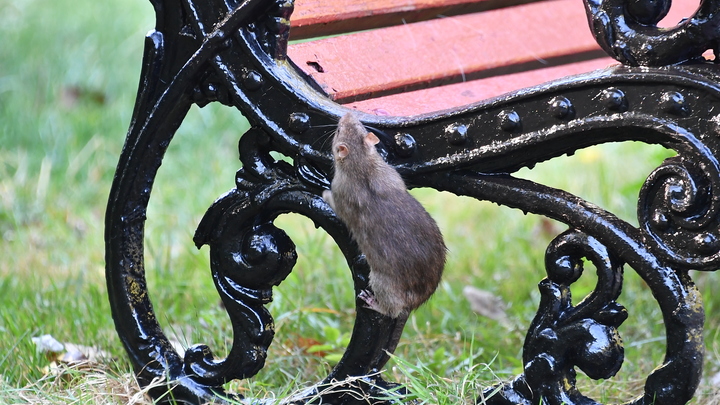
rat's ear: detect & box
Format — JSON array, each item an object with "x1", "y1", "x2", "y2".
[
  {"x1": 336, "y1": 144, "x2": 349, "y2": 158},
  {"x1": 365, "y1": 132, "x2": 380, "y2": 146}
]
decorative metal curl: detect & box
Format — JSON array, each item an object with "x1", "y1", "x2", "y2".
[
  {"x1": 584, "y1": 0, "x2": 720, "y2": 66},
  {"x1": 639, "y1": 155, "x2": 720, "y2": 270},
  {"x1": 485, "y1": 230, "x2": 627, "y2": 404},
  {"x1": 424, "y1": 172, "x2": 705, "y2": 405},
  {"x1": 189, "y1": 130, "x2": 409, "y2": 403},
  {"x1": 183, "y1": 218, "x2": 296, "y2": 386}
]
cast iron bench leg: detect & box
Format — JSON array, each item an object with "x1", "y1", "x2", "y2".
[{"x1": 105, "y1": 0, "x2": 720, "y2": 403}]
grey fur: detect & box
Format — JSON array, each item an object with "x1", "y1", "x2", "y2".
[{"x1": 323, "y1": 113, "x2": 446, "y2": 318}]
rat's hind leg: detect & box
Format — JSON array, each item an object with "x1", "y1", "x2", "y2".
[
  {"x1": 358, "y1": 289, "x2": 378, "y2": 310},
  {"x1": 358, "y1": 288, "x2": 406, "y2": 318}
]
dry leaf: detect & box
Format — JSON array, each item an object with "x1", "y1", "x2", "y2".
[
  {"x1": 32, "y1": 334, "x2": 112, "y2": 366},
  {"x1": 62, "y1": 343, "x2": 112, "y2": 363},
  {"x1": 462, "y1": 286, "x2": 510, "y2": 326},
  {"x1": 32, "y1": 334, "x2": 64, "y2": 354}
]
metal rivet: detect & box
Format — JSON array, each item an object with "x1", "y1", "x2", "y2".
[
  {"x1": 394, "y1": 133, "x2": 416, "y2": 157},
  {"x1": 548, "y1": 96, "x2": 575, "y2": 119},
  {"x1": 695, "y1": 233, "x2": 719, "y2": 254},
  {"x1": 242, "y1": 70, "x2": 264, "y2": 91},
  {"x1": 661, "y1": 91, "x2": 689, "y2": 116},
  {"x1": 445, "y1": 123, "x2": 468, "y2": 145},
  {"x1": 602, "y1": 88, "x2": 627, "y2": 112},
  {"x1": 498, "y1": 110, "x2": 521, "y2": 132},
  {"x1": 288, "y1": 112, "x2": 310, "y2": 133}
]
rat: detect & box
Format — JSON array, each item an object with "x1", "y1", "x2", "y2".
[{"x1": 322, "y1": 113, "x2": 447, "y2": 318}]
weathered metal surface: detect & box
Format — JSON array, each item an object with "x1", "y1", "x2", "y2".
[{"x1": 105, "y1": 0, "x2": 720, "y2": 403}]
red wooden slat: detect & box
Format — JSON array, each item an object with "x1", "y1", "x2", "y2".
[
  {"x1": 287, "y1": 0, "x2": 701, "y2": 116},
  {"x1": 345, "y1": 58, "x2": 618, "y2": 116},
  {"x1": 289, "y1": 0, "x2": 545, "y2": 40},
  {"x1": 287, "y1": 0, "x2": 602, "y2": 103}
]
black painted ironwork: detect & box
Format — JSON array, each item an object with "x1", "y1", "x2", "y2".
[{"x1": 105, "y1": 0, "x2": 720, "y2": 403}]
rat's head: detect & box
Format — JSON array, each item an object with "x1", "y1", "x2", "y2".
[{"x1": 332, "y1": 113, "x2": 380, "y2": 163}]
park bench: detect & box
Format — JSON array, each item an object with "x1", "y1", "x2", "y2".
[{"x1": 104, "y1": 0, "x2": 720, "y2": 403}]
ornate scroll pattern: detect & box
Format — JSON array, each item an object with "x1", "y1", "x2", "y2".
[
  {"x1": 190, "y1": 127, "x2": 409, "y2": 402},
  {"x1": 182, "y1": 133, "x2": 300, "y2": 387},
  {"x1": 106, "y1": 0, "x2": 720, "y2": 403},
  {"x1": 584, "y1": 0, "x2": 720, "y2": 66},
  {"x1": 497, "y1": 230, "x2": 628, "y2": 404},
  {"x1": 639, "y1": 155, "x2": 720, "y2": 270},
  {"x1": 422, "y1": 171, "x2": 705, "y2": 404}
]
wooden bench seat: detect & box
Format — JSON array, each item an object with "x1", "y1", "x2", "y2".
[
  {"x1": 287, "y1": 0, "x2": 699, "y2": 115},
  {"x1": 344, "y1": 57, "x2": 615, "y2": 116},
  {"x1": 288, "y1": 0, "x2": 543, "y2": 39}
]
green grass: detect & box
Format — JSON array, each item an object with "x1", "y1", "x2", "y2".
[{"x1": 1, "y1": 0, "x2": 720, "y2": 403}]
